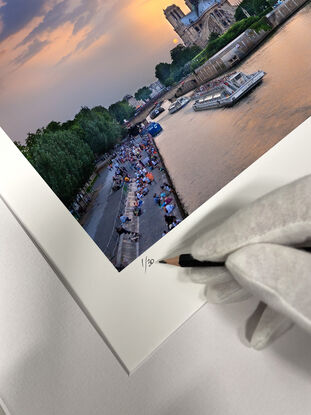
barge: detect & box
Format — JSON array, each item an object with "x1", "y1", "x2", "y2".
[
  {"x1": 193, "y1": 71, "x2": 266, "y2": 111},
  {"x1": 169, "y1": 96, "x2": 191, "y2": 114}
]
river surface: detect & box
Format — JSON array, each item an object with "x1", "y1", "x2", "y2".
[{"x1": 155, "y1": 4, "x2": 311, "y2": 213}]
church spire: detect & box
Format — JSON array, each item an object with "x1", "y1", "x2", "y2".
[
  {"x1": 185, "y1": 0, "x2": 194, "y2": 10},
  {"x1": 163, "y1": 5, "x2": 185, "y2": 30},
  {"x1": 189, "y1": 0, "x2": 200, "y2": 15}
]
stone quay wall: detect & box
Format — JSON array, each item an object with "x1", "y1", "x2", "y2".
[
  {"x1": 176, "y1": 0, "x2": 309, "y2": 96},
  {"x1": 266, "y1": 0, "x2": 309, "y2": 26}
]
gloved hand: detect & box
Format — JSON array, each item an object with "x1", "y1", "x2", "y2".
[{"x1": 188, "y1": 175, "x2": 311, "y2": 349}]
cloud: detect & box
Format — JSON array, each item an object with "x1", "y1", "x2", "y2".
[
  {"x1": 55, "y1": 24, "x2": 106, "y2": 66},
  {"x1": 74, "y1": 25, "x2": 104, "y2": 52},
  {"x1": 12, "y1": 38, "x2": 49, "y2": 66},
  {"x1": 1, "y1": 0, "x2": 120, "y2": 71},
  {"x1": 18, "y1": 0, "x2": 68, "y2": 46},
  {"x1": 0, "y1": 0, "x2": 182, "y2": 143},
  {"x1": 71, "y1": 0, "x2": 99, "y2": 34},
  {"x1": 18, "y1": 0, "x2": 99, "y2": 48},
  {"x1": 0, "y1": 0, "x2": 47, "y2": 43},
  {"x1": 56, "y1": 0, "x2": 122, "y2": 65}
]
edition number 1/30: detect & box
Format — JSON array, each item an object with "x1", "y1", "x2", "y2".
[{"x1": 141, "y1": 256, "x2": 155, "y2": 273}]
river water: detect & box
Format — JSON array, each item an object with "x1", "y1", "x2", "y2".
[{"x1": 155, "y1": 4, "x2": 311, "y2": 214}]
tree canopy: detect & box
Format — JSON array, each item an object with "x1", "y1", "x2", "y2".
[
  {"x1": 155, "y1": 62, "x2": 172, "y2": 86},
  {"x1": 108, "y1": 100, "x2": 136, "y2": 124},
  {"x1": 208, "y1": 32, "x2": 220, "y2": 42},
  {"x1": 15, "y1": 104, "x2": 125, "y2": 207},
  {"x1": 135, "y1": 86, "x2": 152, "y2": 102},
  {"x1": 235, "y1": 0, "x2": 273, "y2": 21},
  {"x1": 19, "y1": 129, "x2": 94, "y2": 206},
  {"x1": 74, "y1": 106, "x2": 123, "y2": 154},
  {"x1": 155, "y1": 44, "x2": 202, "y2": 86},
  {"x1": 170, "y1": 44, "x2": 201, "y2": 67}
]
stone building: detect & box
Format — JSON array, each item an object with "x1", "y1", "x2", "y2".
[
  {"x1": 148, "y1": 80, "x2": 166, "y2": 98},
  {"x1": 123, "y1": 95, "x2": 145, "y2": 109},
  {"x1": 164, "y1": 0, "x2": 237, "y2": 48}
]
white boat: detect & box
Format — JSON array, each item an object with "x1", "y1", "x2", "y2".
[
  {"x1": 169, "y1": 96, "x2": 191, "y2": 114},
  {"x1": 193, "y1": 71, "x2": 265, "y2": 111}
]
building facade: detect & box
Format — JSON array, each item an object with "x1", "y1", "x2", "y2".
[
  {"x1": 123, "y1": 95, "x2": 145, "y2": 109},
  {"x1": 164, "y1": 0, "x2": 237, "y2": 48},
  {"x1": 148, "y1": 80, "x2": 166, "y2": 99}
]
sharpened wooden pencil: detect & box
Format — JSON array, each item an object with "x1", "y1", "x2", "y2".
[{"x1": 159, "y1": 254, "x2": 224, "y2": 268}]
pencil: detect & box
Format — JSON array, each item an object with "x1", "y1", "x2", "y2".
[
  {"x1": 159, "y1": 253, "x2": 224, "y2": 268},
  {"x1": 159, "y1": 247, "x2": 311, "y2": 268}
]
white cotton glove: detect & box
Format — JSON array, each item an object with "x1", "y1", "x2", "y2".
[
  {"x1": 188, "y1": 175, "x2": 311, "y2": 349},
  {"x1": 227, "y1": 244, "x2": 311, "y2": 349}
]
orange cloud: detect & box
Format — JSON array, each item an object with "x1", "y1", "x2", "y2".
[
  {"x1": 121, "y1": 0, "x2": 187, "y2": 40},
  {"x1": 34, "y1": 22, "x2": 89, "y2": 65}
]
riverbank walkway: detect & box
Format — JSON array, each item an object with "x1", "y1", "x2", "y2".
[
  {"x1": 81, "y1": 132, "x2": 184, "y2": 270},
  {"x1": 115, "y1": 182, "x2": 139, "y2": 267}
]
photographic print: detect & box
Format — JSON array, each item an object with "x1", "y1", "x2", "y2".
[{"x1": 0, "y1": 0, "x2": 310, "y2": 271}]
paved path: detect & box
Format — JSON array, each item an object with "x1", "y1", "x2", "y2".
[
  {"x1": 82, "y1": 169, "x2": 127, "y2": 263},
  {"x1": 116, "y1": 182, "x2": 140, "y2": 267},
  {"x1": 82, "y1": 168, "x2": 114, "y2": 240},
  {"x1": 81, "y1": 134, "x2": 184, "y2": 269}
]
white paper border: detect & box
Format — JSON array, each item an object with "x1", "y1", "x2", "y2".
[{"x1": 0, "y1": 117, "x2": 310, "y2": 373}]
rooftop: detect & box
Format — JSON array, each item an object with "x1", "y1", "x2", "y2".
[{"x1": 181, "y1": 0, "x2": 222, "y2": 25}]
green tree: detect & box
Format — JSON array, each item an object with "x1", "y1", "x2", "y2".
[
  {"x1": 15, "y1": 103, "x2": 126, "y2": 208},
  {"x1": 45, "y1": 121, "x2": 61, "y2": 132},
  {"x1": 170, "y1": 44, "x2": 201, "y2": 67},
  {"x1": 135, "y1": 86, "x2": 152, "y2": 102},
  {"x1": 155, "y1": 62, "x2": 172, "y2": 86},
  {"x1": 74, "y1": 106, "x2": 123, "y2": 154},
  {"x1": 21, "y1": 129, "x2": 94, "y2": 206},
  {"x1": 235, "y1": 0, "x2": 271, "y2": 21},
  {"x1": 208, "y1": 32, "x2": 220, "y2": 42},
  {"x1": 108, "y1": 100, "x2": 135, "y2": 124},
  {"x1": 155, "y1": 45, "x2": 202, "y2": 86}
]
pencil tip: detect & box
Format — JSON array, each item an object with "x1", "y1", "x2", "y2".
[{"x1": 159, "y1": 256, "x2": 180, "y2": 266}]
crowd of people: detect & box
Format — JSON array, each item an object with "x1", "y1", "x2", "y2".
[{"x1": 108, "y1": 129, "x2": 181, "y2": 245}]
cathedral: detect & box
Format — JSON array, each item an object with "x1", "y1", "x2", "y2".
[{"x1": 164, "y1": 0, "x2": 237, "y2": 48}]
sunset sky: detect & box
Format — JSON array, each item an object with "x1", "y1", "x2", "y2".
[{"x1": 0, "y1": 0, "x2": 189, "y2": 142}]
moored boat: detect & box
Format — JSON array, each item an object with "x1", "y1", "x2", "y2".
[
  {"x1": 169, "y1": 96, "x2": 191, "y2": 114},
  {"x1": 193, "y1": 71, "x2": 266, "y2": 111}
]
